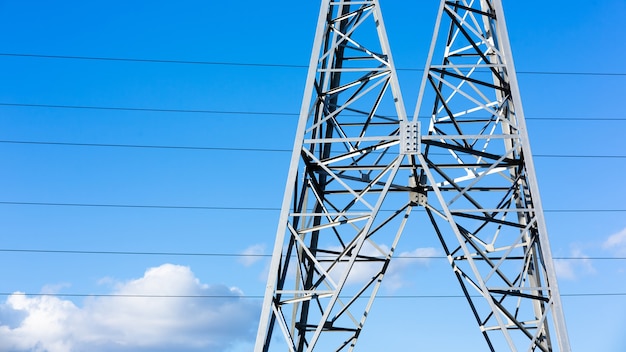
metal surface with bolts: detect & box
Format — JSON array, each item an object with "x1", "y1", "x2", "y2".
[{"x1": 255, "y1": 1, "x2": 571, "y2": 351}]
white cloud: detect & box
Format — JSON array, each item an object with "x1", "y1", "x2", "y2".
[
  {"x1": 603, "y1": 227, "x2": 626, "y2": 255},
  {"x1": 385, "y1": 247, "x2": 439, "y2": 290},
  {"x1": 319, "y1": 242, "x2": 439, "y2": 291},
  {"x1": 40, "y1": 283, "x2": 72, "y2": 295},
  {"x1": 553, "y1": 260, "x2": 576, "y2": 280},
  {"x1": 0, "y1": 264, "x2": 260, "y2": 352},
  {"x1": 554, "y1": 247, "x2": 596, "y2": 280},
  {"x1": 239, "y1": 244, "x2": 266, "y2": 267}
]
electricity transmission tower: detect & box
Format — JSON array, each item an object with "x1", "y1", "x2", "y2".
[{"x1": 255, "y1": 0, "x2": 571, "y2": 351}]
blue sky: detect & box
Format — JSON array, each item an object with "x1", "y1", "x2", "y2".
[{"x1": 0, "y1": 0, "x2": 625, "y2": 351}]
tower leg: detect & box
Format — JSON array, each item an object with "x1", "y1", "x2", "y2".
[
  {"x1": 254, "y1": 1, "x2": 410, "y2": 350},
  {"x1": 412, "y1": 1, "x2": 570, "y2": 350}
]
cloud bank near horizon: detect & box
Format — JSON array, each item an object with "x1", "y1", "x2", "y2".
[{"x1": 0, "y1": 264, "x2": 259, "y2": 352}]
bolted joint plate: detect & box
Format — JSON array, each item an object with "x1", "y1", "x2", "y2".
[
  {"x1": 400, "y1": 120, "x2": 421, "y2": 155},
  {"x1": 409, "y1": 174, "x2": 427, "y2": 206}
]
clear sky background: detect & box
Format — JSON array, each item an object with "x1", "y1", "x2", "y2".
[{"x1": 0, "y1": 0, "x2": 625, "y2": 351}]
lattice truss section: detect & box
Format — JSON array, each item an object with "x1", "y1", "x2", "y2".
[
  {"x1": 415, "y1": 1, "x2": 567, "y2": 351},
  {"x1": 256, "y1": 0, "x2": 570, "y2": 351},
  {"x1": 255, "y1": 1, "x2": 413, "y2": 351}
]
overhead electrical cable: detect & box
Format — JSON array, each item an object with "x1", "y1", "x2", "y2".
[
  {"x1": 1, "y1": 102, "x2": 626, "y2": 121},
  {"x1": 0, "y1": 201, "x2": 624, "y2": 213},
  {"x1": 0, "y1": 140, "x2": 291, "y2": 153},
  {"x1": 2, "y1": 52, "x2": 626, "y2": 76},
  {"x1": 0, "y1": 247, "x2": 622, "y2": 261},
  {"x1": 1, "y1": 140, "x2": 625, "y2": 159},
  {"x1": 0, "y1": 102, "x2": 296, "y2": 116},
  {"x1": 0, "y1": 292, "x2": 623, "y2": 299},
  {"x1": 0, "y1": 53, "x2": 307, "y2": 68},
  {"x1": 0, "y1": 201, "x2": 279, "y2": 211}
]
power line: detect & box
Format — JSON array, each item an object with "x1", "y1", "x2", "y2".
[
  {"x1": 0, "y1": 248, "x2": 262, "y2": 257},
  {"x1": 534, "y1": 154, "x2": 626, "y2": 159},
  {"x1": 0, "y1": 292, "x2": 263, "y2": 299},
  {"x1": 0, "y1": 248, "x2": 623, "y2": 261},
  {"x1": 0, "y1": 140, "x2": 290, "y2": 153},
  {"x1": 0, "y1": 291, "x2": 623, "y2": 299},
  {"x1": 2, "y1": 102, "x2": 626, "y2": 121},
  {"x1": 1, "y1": 140, "x2": 625, "y2": 159},
  {"x1": 2, "y1": 52, "x2": 626, "y2": 77},
  {"x1": 0, "y1": 201, "x2": 279, "y2": 211},
  {"x1": 0, "y1": 102, "x2": 296, "y2": 116},
  {"x1": 1, "y1": 200, "x2": 624, "y2": 213},
  {"x1": 0, "y1": 52, "x2": 307, "y2": 69}
]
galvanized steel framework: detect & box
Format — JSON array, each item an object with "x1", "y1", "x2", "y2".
[{"x1": 255, "y1": 0, "x2": 571, "y2": 351}]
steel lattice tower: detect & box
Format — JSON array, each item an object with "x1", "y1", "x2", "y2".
[{"x1": 255, "y1": 1, "x2": 571, "y2": 351}]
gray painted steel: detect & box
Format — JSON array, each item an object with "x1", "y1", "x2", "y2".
[{"x1": 255, "y1": 1, "x2": 571, "y2": 351}]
